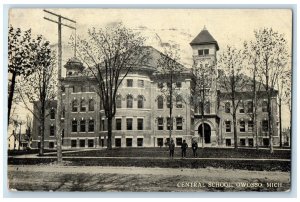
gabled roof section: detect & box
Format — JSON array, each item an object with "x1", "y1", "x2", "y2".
[{"x1": 190, "y1": 27, "x2": 219, "y2": 50}]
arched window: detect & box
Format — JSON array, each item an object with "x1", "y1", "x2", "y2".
[
  {"x1": 50, "y1": 108, "x2": 55, "y2": 119},
  {"x1": 157, "y1": 96, "x2": 163, "y2": 109},
  {"x1": 137, "y1": 95, "x2": 144, "y2": 109},
  {"x1": 72, "y1": 100, "x2": 78, "y2": 112},
  {"x1": 167, "y1": 96, "x2": 171, "y2": 108},
  {"x1": 262, "y1": 101, "x2": 268, "y2": 112},
  {"x1": 127, "y1": 95, "x2": 133, "y2": 108},
  {"x1": 80, "y1": 119, "x2": 86, "y2": 132},
  {"x1": 88, "y1": 119, "x2": 94, "y2": 132},
  {"x1": 88, "y1": 99, "x2": 95, "y2": 111},
  {"x1": 205, "y1": 101, "x2": 210, "y2": 114},
  {"x1": 80, "y1": 99, "x2": 87, "y2": 112},
  {"x1": 116, "y1": 95, "x2": 122, "y2": 108},
  {"x1": 225, "y1": 102, "x2": 230, "y2": 113},
  {"x1": 176, "y1": 96, "x2": 183, "y2": 108},
  {"x1": 72, "y1": 119, "x2": 77, "y2": 132}
]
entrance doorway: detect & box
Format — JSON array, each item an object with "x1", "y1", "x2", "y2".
[{"x1": 198, "y1": 123, "x2": 211, "y2": 144}]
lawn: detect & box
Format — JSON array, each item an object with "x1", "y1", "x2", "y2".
[{"x1": 45, "y1": 147, "x2": 291, "y2": 159}]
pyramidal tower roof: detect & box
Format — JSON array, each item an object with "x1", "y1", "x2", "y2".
[{"x1": 190, "y1": 26, "x2": 219, "y2": 50}]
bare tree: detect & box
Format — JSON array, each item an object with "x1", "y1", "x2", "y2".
[
  {"x1": 153, "y1": 46, "x2": 185, "y2": 144},
  {"x1": 8, "y1": 26, "x2": 36, "y2": 124},
  {"x1": 191, "y1": 58, "x2": 216, "y2": 148},
  {"x1": 254, "y1": 28, "x2": 289, "y2": 153},
  {"x1": 243, "y1": 40, "x2": 263, "y2": 149},
  {"x1": 18, "y1": 38, "x2": 57, "y2": 155},
  {"x1": 74, "y1": 23, "x2": 148, "y2": 149},
  {"x1": 218, "y1": 46, "x2": 247, "y2": 149}
]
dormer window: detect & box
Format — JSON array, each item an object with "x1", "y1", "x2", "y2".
[{"x1": 198, "y1": 49, "x2": 209, "y2": 56}]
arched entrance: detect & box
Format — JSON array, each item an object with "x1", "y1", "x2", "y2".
[{"x1": 198, "y1": 123, "x2": 211, "y2": 144}]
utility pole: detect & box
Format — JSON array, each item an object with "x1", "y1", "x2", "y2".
[{"x1": 43, "y1": 9, "x2": 76, "y2": 164}]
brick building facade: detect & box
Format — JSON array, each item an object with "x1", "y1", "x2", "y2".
[{"x1": 31, "y1": 28, "x2": 279, "y2": 149}]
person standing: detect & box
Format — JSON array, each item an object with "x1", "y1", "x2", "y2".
[
  {"x1": 192, "y1": 140, "x2": 198, "y2": 157},
  {"x1": 181, "y1": 140, "x2": 188, "y2": 158},
  {"x1": 169, "y1": 139, "x2": 175, "y2": 159}
]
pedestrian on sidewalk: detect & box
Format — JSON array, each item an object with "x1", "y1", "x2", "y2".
[
  {"x1": 181, "y1": 140, "x2": 188, "y2": 158},
  {"x1": 192, "y1": 140, "x2": 198, "y2": 157},
  {"x1": 169, "y1": 138, "x2": 175, "y2": 159}
]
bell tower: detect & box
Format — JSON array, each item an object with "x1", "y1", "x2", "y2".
[{"x1": 190, "y1": 26, "x2": 220, "y2": 146}]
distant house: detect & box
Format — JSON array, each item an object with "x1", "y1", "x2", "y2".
[{"x1": 31, "y1": 27, "x2": 279, "y2": 149}]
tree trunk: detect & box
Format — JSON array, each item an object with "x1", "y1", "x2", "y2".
[
  {"x1": 107, "y1": 117, "x2": 112, "y2": 149},
  {"x1": 39, "y1": 102, "x2": 45, "y2": 156},
  {"x1": 233, "y1": 111, "x2": 238, "y2": 149},
  {"x1": 279, "y1": 98, "x2": 282, "y2": 147},
  {"x1": 8, "y1": 71, "x2": 17, "y2": 124}
]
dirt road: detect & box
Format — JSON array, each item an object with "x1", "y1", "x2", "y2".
[{"x1": 8, "y1": 165, "x2": 290, "y2": 192}]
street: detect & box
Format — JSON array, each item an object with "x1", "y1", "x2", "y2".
[{"x1": 8, "y1": 165, "x2": 290, "y2": 192}]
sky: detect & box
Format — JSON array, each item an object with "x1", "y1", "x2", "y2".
[{"x1": 8, "y1": 8, "x2": 292, "y2": 128}]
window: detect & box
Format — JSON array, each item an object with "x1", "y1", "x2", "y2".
[
  {"x1": 167, "y1": 82, "x2": 172, "y2": 88},
  {"x1": 137, "y1": 95, "x2": 144, "y2": 108},
  {"x1": 127, "y1": 79, "x2": 133, "y2": 87},
  {"x1": 239, "y1": 103, "x2": 245, "y2": 113},
  {"x1": 225, "y1": 102, "x2": 230, "y2": 113},
  {"x1": 116, "y1": 118, "x2": 122, "y2": 130},
  {"x1": 198, "y1": 49, "x2": 209, "y2": 55},
  {"x1": 49, "y1": 142, "x2": 54, "y2": 149},
  {"x1": 176, "y1": 138, "x2": 182, "y2": 146},
  {"x1": 81, "y1": 86, "x2": 87, "y2": 93},
  {"x1": 137, "y1": 118, "x2": 143, "y2": 130},
  {"x1": 205, "y1": 101, "x2": 210, "y2": 114},
  {"x1": 126, "y1": 138, "x2": 132, "y2": 147},
  {"x1": 88, "y1": 119, "x2": 94, "y2": 132},
  {"x1": 157, "y1": 118, "x2": 163, "y2": 130},
  {"x1": 157, "y1": 96, "x2": 164, "y2": 109},
  {"x1": 167, "y1": 117, "x2": 173, "y2": 130},
  {"x1": 247, "y1": 101, "x2": 253, "y2": 113},
  {"x1": 198, "y1": 49, "x2": 204, "y2": 55},
  {"x1": 80, "y1": 120, "x2": 86, "y2": 132},
  {"x1": 101, "y1": 119, "x2": 105, "y2": 131},
  {"x1": 127, "y1": 95, "x2": 133, "y2": 108},
  {"x1": 62, "y1": 106, "x2": 65, "y2": 118},
  {"x1": 248, "y1": 121, "x2": 254, "y2": 132},
  {"x1": 71, "y1": 140, "x2": 77, "y2": 148},
  {"x1": 167, "y1": 96, "x2": 171, "y2": 108},
  {"x1": 157, "y1": 82, "x2": 163, "y2": 88},
  {"x1": 198, "y1": 102, "x2": 203, "y2": 114},
  {"x1": 137, "y1": 138, "x2": 143, "y2": 147},
  {"x1": 240, "y1": 121, "x2": 245, "y2": 132},
  {"x1": 73, "y1": 86, "x2": 81, "y2": 93},
  {"x1": 240, "y1": 139, "x2": 246, "y2": 146},
  {"x1": 176, "y1": 82, "x2": 181, "y2": 88},
  {"x1": 226, "y1": 139, "x2": 231, "y2": 146},
  {"x1": 50, "y1": 125, "x2": 55, "y2": 136},
  {"x1": 100, "y1": 139, "x2": 104, "y2": 147},
  {"x1": 88, "y1": 99, "x2": 95, "y2": 111},
  {"x1": 72, "y1": 120, "x2": 77, "y2": 132},
  {"x1": 157, "y1": 138, "x2": 163, "y2": 147},
  {"x1": 138, "y1": 80, "x2": 144, "y2": 87},
  {"x1": 115, "y1": 138, "x2": 121, "y2": 147},
  {"x1": 263, "y1": 138, "x2": 269, "y2": 146},
  {"x1": 225, "y1": 121, "x2": 231, "y2": 132},
  {"x1": 176, "y1": 117, "x2": 183, "y2": 130},
  {"x1": 248, "y1": 138, "x2": 254, "y2": 147},
  {"x1": 116, "y1": 95, "x2": 122, "y2": 108},
  {"x1": 176, "y1": 96, "x2": 183, "y2": 108},
  {"x1": 72, "y1": 100, "x2": 78, "y2": 112},
  {"x1": 126, "y1": 118, "x2": 133, "y2": 130},
  {"x1": 262, "y1": 101, "x2": 268, "y2": 112},
  {"x1": 88, "y1": 139, "x2": 94, "y2": 148},
  {"x1": 50, "y1": 108, "x2": 55, "y2": 119},
  {"x1": 262, "y1": 120, "x2": 269, "y2": 132},
  {"x1": 80, "y1": 139, "x2": 85, "y2": 147},
  {"x1": 80, "y1": 99, "x2": 87, "y2": 112}
]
